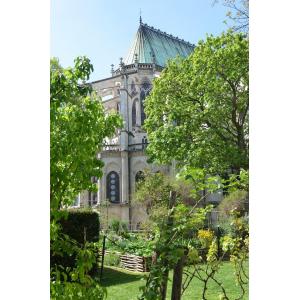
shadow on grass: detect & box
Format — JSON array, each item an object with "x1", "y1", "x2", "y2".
[{"x1": 99, "y1": 267, "x2": 146, "y2": 287}]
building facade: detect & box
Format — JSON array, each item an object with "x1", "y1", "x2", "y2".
[{"x1": 77, "y1": 21, "x2": 221, "y2": 228}]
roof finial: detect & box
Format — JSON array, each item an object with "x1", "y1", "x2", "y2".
[
  {"x1": 139, "y1": 8, "x2": 142, "y2": 24},
  {"x1": 110, "y1": 64, "x2": 114, "y2": 76}
]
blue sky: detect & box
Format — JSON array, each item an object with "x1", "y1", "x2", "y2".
[{"x1": 51, "y1": 0, "x2": 229, "y2": 82}]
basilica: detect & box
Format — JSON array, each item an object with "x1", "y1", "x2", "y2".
[{"x1": 76, "y1": 20, "x2": 219, "y2": 228}]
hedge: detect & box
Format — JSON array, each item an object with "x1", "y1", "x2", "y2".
[
  {"x1": 59, "y1": 209, "x2": 100, "y2": 245},
  {"x1": 51, "y1": 209, "x2": 100, "y2": 274}
]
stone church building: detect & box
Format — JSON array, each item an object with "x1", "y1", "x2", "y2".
[{"x1": 75, "y1": 20, "x2": 219, "y2": 228}]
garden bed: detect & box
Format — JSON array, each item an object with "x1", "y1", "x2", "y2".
[{"x1": 99, "y1": 250, "x2": 151, "y2": 272}]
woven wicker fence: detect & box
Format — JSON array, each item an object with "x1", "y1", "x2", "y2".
[{"x1": 99, "y1": 250, "x2": 150, "y2": 272}]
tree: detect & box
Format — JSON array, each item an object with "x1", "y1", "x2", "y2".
[
  {"x1": 50, "y1": 56, "x2": 122, "y2": 299},
  {"x1": 214, "y1": 0, "x2": 249, "y2": 33},
  {"x1": 50, "y1": 56, "x2": 122, "y2": 211},
  {"x1": 144, "y1": 31, "x2": 248, "y2": 174}
]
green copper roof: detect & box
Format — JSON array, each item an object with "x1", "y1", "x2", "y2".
[{"x1": 124, "y1": 22, "x2": 195, "y2": 67}]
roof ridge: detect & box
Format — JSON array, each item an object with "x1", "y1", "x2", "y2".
[{"x1": 141, "y1": 22, "x2": 195, "y2": 47}]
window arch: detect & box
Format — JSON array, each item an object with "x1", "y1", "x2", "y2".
[
  {"x1": 131, "y1": 80, "x2": 137, "y2": 96},
  {"x1": 106, "y1": 171, "x2": 120, "y2": 203},
  {"x1": 132, "y1": 99, "x2": 137, "y2": 127}
]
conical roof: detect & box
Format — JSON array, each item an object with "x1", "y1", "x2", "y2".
[{"x1": 124, "y1": 22, "x2": 195, "y2": 67}]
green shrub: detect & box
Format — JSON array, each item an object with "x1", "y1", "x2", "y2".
[
  {"x1": 108, "y1": 219, "x2": 128, "y2": 234},
  {"x1": 60, "y1": 209, "x2": 100, "y2": 244},
  {"x1": 217, "y1": 190, "x2": 248, "y2": 219},
  {"x1": 51, "y1": 209, "x2": 100, "y2": 273},
  {"x1": 105, "y1": 252, "x2": 121, "y2": 267}
]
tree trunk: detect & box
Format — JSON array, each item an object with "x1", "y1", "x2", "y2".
[
  {"x1": 160, "y1": 190, "x2": 177, "y2": 300},
  {"x1": 171, "y1": 251, "x2": 187, "y2": 300}
]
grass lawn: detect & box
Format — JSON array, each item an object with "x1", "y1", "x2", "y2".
[{"x1": 100, "y1": 261, "x2": 248, "y2": 300}]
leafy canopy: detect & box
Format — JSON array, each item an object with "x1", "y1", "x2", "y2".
[
  {"x1": 50, "y1": 56, "x2": 122, "y2": 210},
  {"x1": 50, "y1": 57, "x2": 122, "y2": 299},
  {"x1": 144, "y1": 31, "x2": 248, "y2": 174}
]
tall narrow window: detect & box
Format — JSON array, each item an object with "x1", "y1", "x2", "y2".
[
  {"x1": 132, "y1": 99, "x2": 137, "y2": 127},
  {"x1": 88, "y1": 176, "x2": 98, "y2": 206},
  {"x1": 140, "y1": 91, "x2": 146, "y2": 125},
  {"x1": 106, "y1": 171, "x2": 120, "y2": 203}
]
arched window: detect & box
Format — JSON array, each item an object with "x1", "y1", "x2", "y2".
[
  {"x1": 140, "y1": 90, "x2": 151, "y2": 126},
  {"x1": 141, "y1": 81, "x2": 151, "y2": 91},
  {"x1": 131, "y1": 80, "x2": 137, "y2": 96},
  {"x1": 106, "y1": 171, "x2": 120, "y2": 203},
  {"x1": 132, "y1": 99, "x2": 137, "y2": 127},
  {"x1": 140, "y1": 91, "x2": 146, "y2": 125}
]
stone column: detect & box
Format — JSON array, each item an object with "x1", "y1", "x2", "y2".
[
  {"x1": 121, "y1": 151, "x2": 129, "y2": 203},
  {"x1": 136, "y1": 98, "x2": 141, "y2": 127},
  {"x1": 119, "y1": 68, "x2": 129, "y2": 204}
]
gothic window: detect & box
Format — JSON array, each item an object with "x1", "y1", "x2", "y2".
[
  {"x1": 132, "y1": 99, "x2": 137, "y2": 127},
  {"x1": 106, "y1": 171, "x2": 120, "y2": 203},
  {"x1": 141, "y1": 81, "x2": 151, "y2": 91},
  {"x1": 140, "y1": 79, "x2": 151, "y2": 126},
  {"x1": 88, "y1": 176, "x2": 98, "y2": 206},
  {"x1": 140, "y1": 91, "x2": 146, "y2": 125},
  {"x1": 116, "y1": 102, "x2": 120, "y2": 114},
  {"x1": 131, "y1": 81, "x2": 137, "y2": 96}
]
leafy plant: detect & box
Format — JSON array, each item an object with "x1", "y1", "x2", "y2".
[
  {"x1": 144, "y1": 31, "x2": 248, "y2": 174},
  {"x1": 218, "y1": 190, "x2": 248, "y2": 219},
  {"x1": 104, "y1": 252, "x2": 121, "y2": 267},
  {"x1": 50, "y1": 56, "x2": 122, "y2": 299}
]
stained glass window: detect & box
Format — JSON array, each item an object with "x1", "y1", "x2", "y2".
[
  {"x1": 106, "y1": 171, "x2": 120, "y2": 203},
  {"x1": 132, "y1": 99, "x2": 137, "y2": 126}
]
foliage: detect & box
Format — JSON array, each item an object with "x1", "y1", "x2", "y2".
[
  {"x1": 144, "y1": 31, "x2": 248, "y2": 174},
  {"x1": 50, "y1": 56, "x2": 122, "y2": 211},
  {"x1": 214, "y1": 0, "x2": 249, "y2": 33},
  {"x1": 100, "y1": 263, "x2": 248, "y2": 300},
  {"x1": 138, "y1": 202, "x2": 213, "y2": 299},
  {"x1": 104, "y1": 252, "x2": 121, "y2": 267},
  {"x1": 108, "y1": 219, "x2": 128, "y2": 235},
  {"x1": 51, "y1": 239, "x2": 105, "y2": 299},
  {"x1": 106, "y1": 232, "x2": 155, "y2": 257},
  {"x1": 182, "y1": 208, "x2": 249, "y2": 300},
  {"x1": 50, "y1": 56, "x2": 122, "y2": 299},
  {"x1": 51, "y1": 209, "x2": 100, "y2": 274},
  {"x1": 134, "y1": 171, "x2": 172, "y2": 217},
  {"x1": 218, "y1": 190, "x2": 248, "y2": 219},
  {"x1": 198, "y1": 229, "x2": 214, "y2": 248},
  {"x1": 136, "y1": 168, "x2": 248, "y2": 299},
  {"x1": 134, "y1": 170, "x2": 206, "y2": 226},
  {"x1": 60, "y1": 209, "x2": 100, "y2": 244},
  {"x1": 51, "y1": 280, "x2": 106, "y2": 300}
]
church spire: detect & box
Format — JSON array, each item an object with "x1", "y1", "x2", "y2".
[{"x1": 139, "y1": 9, "x2": 142, "y2": 24}]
